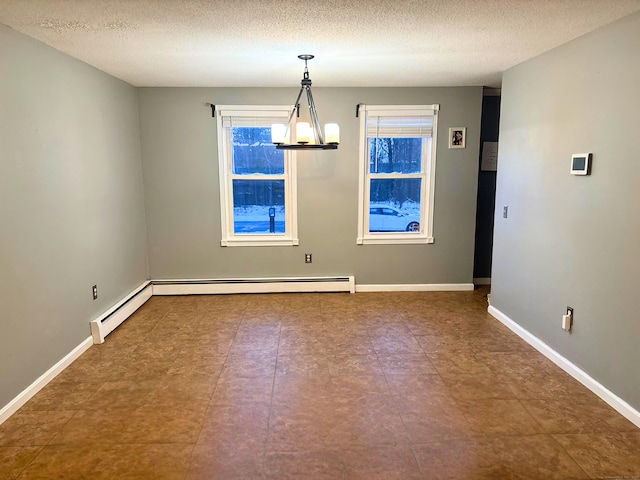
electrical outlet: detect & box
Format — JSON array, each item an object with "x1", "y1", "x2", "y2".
[
  {"x1": 92, "y1": 285, "x2": 98, "y2": 300},
  {"x1": 304, "y1": 253, "x2": 312, "y2": 263}
]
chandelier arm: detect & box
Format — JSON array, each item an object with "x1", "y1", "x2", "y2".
[
  {"x1": 285, "y1": 86, "x2": 306, "y2": 130},
  {"x1": 305, "y1": 86, "x2": 325, "y2": 144}
]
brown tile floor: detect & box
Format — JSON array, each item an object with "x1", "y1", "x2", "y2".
[{"x1": 1, "y1": 288, "x2": 639, "y2": 479}]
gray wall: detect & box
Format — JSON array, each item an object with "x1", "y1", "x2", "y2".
[
  {"x1": 139, "y1": 87, "x2": 482, "y2": 284},
  {"x1": 492, "y1": 12, "x2": 640, "y2": 410},
  {"x1": 0, "y1": 25, "x2": 148, "y2": 408}
]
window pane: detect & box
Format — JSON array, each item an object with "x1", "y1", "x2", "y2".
[
  {"x1": 232, "y1": 127, "x2": 284, "y2": 174},
  {"x1": 369, "y1": 138, "x2": 422, "y2": 174},
  {"x1": 369, "y1": 178, "x2": 421, "y2": 233},
  {"x1": 232, "y1": 180, "x2": 285, "y2": 234}
]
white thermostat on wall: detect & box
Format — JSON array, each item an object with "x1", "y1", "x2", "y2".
[{"x1": 570, "y1": 153, "x2": 592, "y2": 175}]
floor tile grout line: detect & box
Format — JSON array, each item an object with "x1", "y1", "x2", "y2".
[
  {"x1": 515, "y1": 397, "x2": 549, "y2": 435},
  {"x1": 185, "y1": 300, "x2": 244, "y2": 465},
  {"x1": 43, "y1": 408, "x2": 84, "y2": 448},
  {"x1": 12, "y1": 444, "x2": 45, "y2": 480},
  {"x1": 187, "y1": 295, "x2": 254, "y2": 479},
  {"x1": 541, "y1": 433, "x2": 592, "y2": 479},
  {"x1": 266, "y1": 312, "x2": 283, "y2": 456},
  {"x1": 178, "y1": 443, "x2": 197, "y2": 480}
]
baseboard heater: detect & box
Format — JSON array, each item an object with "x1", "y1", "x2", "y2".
[
  {"x1": 90, "y1": 281, "x2": 153, "y2": 344},
  {"x1": 151, "y1": 276, "x2": 356, "y2": 295},
  {"x1": 90, "y1": 277, "x2": 354, "y2": 344}
]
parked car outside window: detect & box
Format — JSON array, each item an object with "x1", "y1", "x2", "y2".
[{"x1": 369, "y1": 203, "x2": 420, "y2": 232}]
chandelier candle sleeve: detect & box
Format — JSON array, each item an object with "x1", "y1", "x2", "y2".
[
  {"x1": 325, "y1": 123, "x2": 340, "y2": 144},
  {"x1": 271, "y1": 124, "x2": 287, "y2": 144},
  {"x1": 296, "y1": 122, "x2": 311, "y2": 144}
]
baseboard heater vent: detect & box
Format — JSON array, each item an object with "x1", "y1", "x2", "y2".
[
  {"x1": 152, "y1": 276, "x2": 356, "y2": 295},
  {"x1": 90, "y1": 282, "x2": 153, "y2": 344}
]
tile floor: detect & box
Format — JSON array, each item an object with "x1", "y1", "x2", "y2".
[{"x1": 1, "y1": 288, "x2": 639, "y2": 479}]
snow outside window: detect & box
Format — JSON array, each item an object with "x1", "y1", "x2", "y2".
[
  {"x1": 216, "y1": 106, "x2": 298, "y2": 247},
  {"x1": 357, "y1": 104, "x2": 439, "y2": 245}
]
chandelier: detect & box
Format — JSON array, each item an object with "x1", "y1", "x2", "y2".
[{"x1": 271, "y1": 55, "x2": 339, "y2": 150}]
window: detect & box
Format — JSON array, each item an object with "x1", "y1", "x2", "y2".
[
  {"x1": 357, "y1": 104, "x2": 439, "y2": 244},
  {"x1": 217, "y1": 106, "x2": 298, "y2": 246}
]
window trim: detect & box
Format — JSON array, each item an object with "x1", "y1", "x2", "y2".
[
  {"x1": 356, "y1": 104, "x2": 439, "y2": 245},
  {"x1": 216, "y1": 105, "x2": 298, "y2": 247}
]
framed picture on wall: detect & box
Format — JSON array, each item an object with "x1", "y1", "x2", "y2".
[{"x1": 448, "y1": 127, "x2": 466, "y2": 149}]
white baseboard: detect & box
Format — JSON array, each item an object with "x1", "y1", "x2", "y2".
[
  {"x1": 90, "y1": 282, "x2": 153, "y2": 344},
  {"x1": 152, "y1": 278, "x2": 471, "y2": 295},
  {"x1": 356, "y1": 283, "x2": 474, "y2": 292},
  {"x1": 152, "y1": 276, "x2": 356, "y2": 295},
  {"x1": 473, "y1": 277, "x2": 491, "y2": 285},
  {"x1": 488, "y1": 305, "x2": 640, "y2": 429},
  {"x1": 1, "y1": 281, "x2": 154, "y2": 425},
  {"x1": 0, "y1": 337, "x2": 92, "y2": 426}
]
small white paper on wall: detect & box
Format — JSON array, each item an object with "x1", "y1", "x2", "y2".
[{"x1": 481, "y1": 142, "x2": 498, "y2": 171}]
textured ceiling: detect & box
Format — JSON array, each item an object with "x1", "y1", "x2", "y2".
[{"x1": 1, "y1": 0, "x2": 639, "y2": 87}]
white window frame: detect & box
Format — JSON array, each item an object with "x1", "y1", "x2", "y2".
[
  {"x1": 357, "y1": 104, "x2": 439, "y2": 245},
  {"x1": 217, "y1": 105, "x2": 298, "y2": 247}
]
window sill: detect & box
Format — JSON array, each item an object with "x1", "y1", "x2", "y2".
[
  {"x1": 221, "y1": 237, "x2": 299, "y2": 247},
  {"x1": 357, "y1": 235, "x2": 434, "y2": 245}
]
